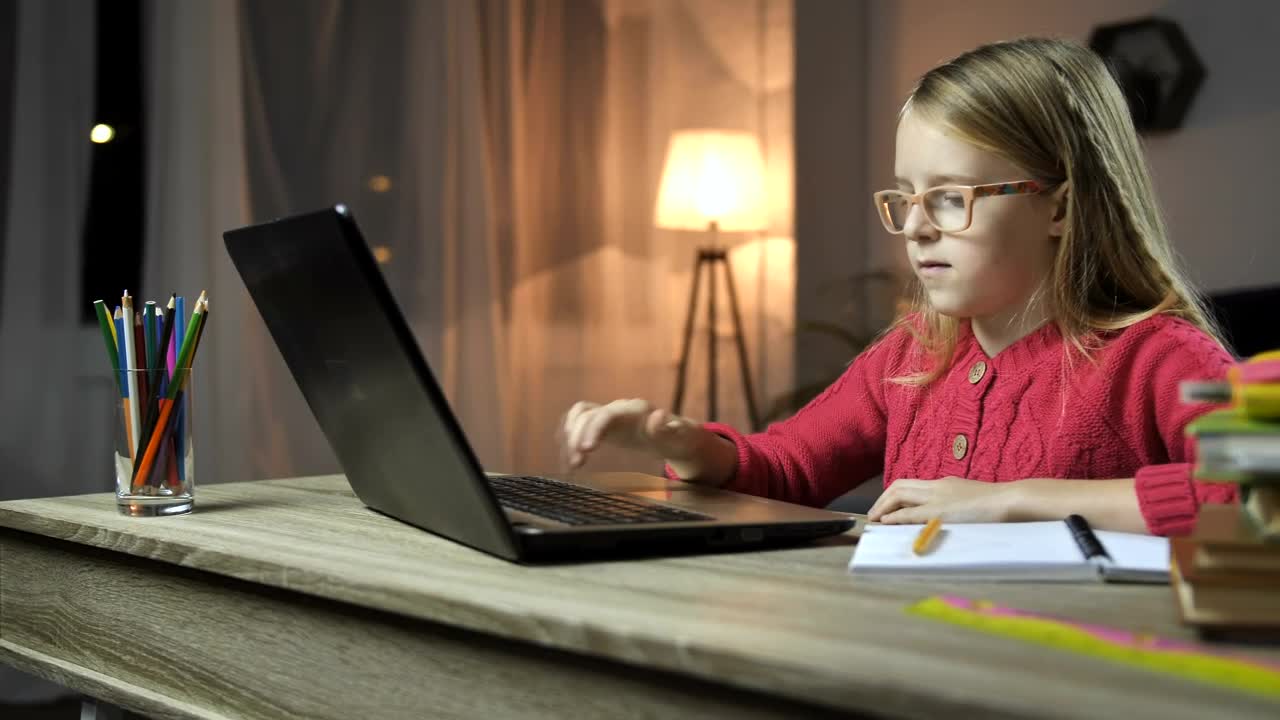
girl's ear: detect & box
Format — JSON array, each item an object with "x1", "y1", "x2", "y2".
[{"x1": 1049, "y1": 183, "x2": 1069, "y2": 239}]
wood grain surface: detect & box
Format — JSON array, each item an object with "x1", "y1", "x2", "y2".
[{"x1": 1, "y1": 476, "x2": 1277, "y2": 719}]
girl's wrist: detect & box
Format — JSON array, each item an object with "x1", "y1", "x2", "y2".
[
  {"x1": 667, "y1": 429, "x2": 736, "y2": 487},
  {"x1": 1003, "y1": 478, "x2": 1048, "y2": 522}
]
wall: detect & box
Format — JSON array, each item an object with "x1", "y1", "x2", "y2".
[
  {"x1": 861, "y1": 0, "x2": 1280, "y2": 294},
  {"x1": 793, "y1": 0, "x2": 871, "y2": 392}
]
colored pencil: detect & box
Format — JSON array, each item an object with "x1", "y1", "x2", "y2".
[
  {"x1": 143, "y1": 300, "x2": 158, "y2": 377},
  {"x1": 114, "y1": 308, "x2": 132, "y2": 458},
  {"x1": 132, "y1": 295, "x2": 207, "y2": 490},
  {"x1": 92, "y1": 300, "x2": 120, "y2": 378},
  {"x1": 133, "y1": 312, "x2": 149, "y2": 422},
  {"x1": 173, "y1": 294, "x2": 187, "y2": 481},
  {"x1": 165, "y1": 291, "x2": 208, "y2": 399},
  {"x1": 121, "y1": 292, "x2": 142, "y2": 460},
  {"x1": 167, "y1": 293, "x2": 179, "y2": 375},
  {"x1": 913, "y1": 516, "x2": 944, "y2": 555},
  {"x1": 155, "y1": 296, "x2": 176, "y2": 396},
  {"x1": 108, "y1": 305, "x2": 119, "y2": 347},
  {"x1": 146, "y1": 302, "x2": 161, "y2": 414},
  {"x1": 99, "y1": 299, "x2": 131, "y2": 481},
  {"x1": 165, "y1": 295, "x2": 204, "y2": 489}
]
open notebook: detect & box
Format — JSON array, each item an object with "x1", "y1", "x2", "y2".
[{"x1": 848, "y1": 516, "x2": 1170, "y2": 583}]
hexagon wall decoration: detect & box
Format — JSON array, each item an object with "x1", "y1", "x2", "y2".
[{"x1": 1089, "y1": 17, "x2": 1206, "y2": 133}]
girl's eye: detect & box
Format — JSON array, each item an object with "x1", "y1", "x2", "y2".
[{"x1": 941, "y1": 193, "x2": 965, "y2": 209}]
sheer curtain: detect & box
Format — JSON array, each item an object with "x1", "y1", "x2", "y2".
[
  {"x1": 137, "y1": 0, "x2": 509, "y2": 484},
  {"x1": 142, "y1": 0, "x2": 252, "y2": 490},
  {"x1": 488, "y1": 0, "x2": 795, "y2": 473},
  {"x1": 232, "y1": 0, "x2": 510, "y2": 477},
  {"x1": 0, "y1": 0, "x2": 99, "y2": 704},
  {"x1": 0, "y1": 0, "x2": 99, "y2": 499},
  {"x1": 143, "y1": 0, "x2": 795, "y2": 485}
]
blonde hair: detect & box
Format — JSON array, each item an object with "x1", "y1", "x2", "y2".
[{"x1": 891, "y1": 37, "x2": 1221, "y2": 385}]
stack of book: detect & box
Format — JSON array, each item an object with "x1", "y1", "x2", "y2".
[{"x1": 1172, "y1": 351, "x2": 1280, "y2": 638}]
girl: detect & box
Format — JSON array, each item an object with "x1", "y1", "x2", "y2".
[{"x1": 559, "y1": 38, "x2": 1236, "y2": 537}]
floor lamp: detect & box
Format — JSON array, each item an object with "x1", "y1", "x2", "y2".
[{"x1": 654, "y1": 130, "x2": 766, "y2": 429}]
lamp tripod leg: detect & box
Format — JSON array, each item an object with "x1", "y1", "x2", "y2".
[
  {"x1": 720, "y1": 252, "x2": 760, "y2": 430},
  {"x1": 671, "y1": 252, "x2": 704, "y2": 415},
  {"x1": 707, "y1": 250, "x2": 717, "y2": 421}
]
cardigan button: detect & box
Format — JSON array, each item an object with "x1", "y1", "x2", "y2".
[
  {"x1": 968, "y1": 361, "x2": 987, "y2": 384},
  {"x1": 952, "y1": 434, "x2": 969, "y2": 460}
]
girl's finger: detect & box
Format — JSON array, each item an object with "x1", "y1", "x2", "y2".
[
  {"x1": 563, "y1": 401, "x2": 595, "y2": 434},
  {"x1": 880, "y1": 506, "x2": 930, "y2": 525},
  {"x1": 580, "y1": 403, "x2": 626, "y2": 450},
  {"x1": 887, "y1": 481, "x2": 931, "y2": 506},
  {"x1": 566, "y1": 409, "x2": 598, "y2": 457},
  {"x1": 868, "y1": 482, "x2": 930, "y2": 520},
  {"x1": 558, "y1": 402, "x2": 593, "y2": 463},
  {"x1": 643, "y1": 408, "x2": 670, "y2": 437},
  {"x1": 867, "y1": 489, "x2": 903, "y2": 521}
]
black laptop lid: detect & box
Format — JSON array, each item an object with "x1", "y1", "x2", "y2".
[{"x1": 224, "y1": 205, "x2": 520, "y2": 560}]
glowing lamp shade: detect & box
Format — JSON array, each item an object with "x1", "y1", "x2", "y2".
[{"x1": 654, "y1": 130, "x2": 767, "y2": 233}]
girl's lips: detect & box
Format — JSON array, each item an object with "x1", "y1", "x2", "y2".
[{"x1": 917, "y1": 262, "x2": 952, "y2": 277}]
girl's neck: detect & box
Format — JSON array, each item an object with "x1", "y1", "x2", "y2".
[{"x1": 969, "y1": 302, "x2": 1052, "y2": 357}]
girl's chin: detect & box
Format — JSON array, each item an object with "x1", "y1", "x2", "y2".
[{"x1": 921, "y1": 291, "x2": 974, "y2": 318}]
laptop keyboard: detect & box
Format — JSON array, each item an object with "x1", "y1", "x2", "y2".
[{"x1": 488, "y1": 475, "x2": 713, "y2": 526}]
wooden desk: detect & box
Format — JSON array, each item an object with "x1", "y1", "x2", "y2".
[{"x1": 1, "y1": 476, "x2": 1276, "y2": 719}]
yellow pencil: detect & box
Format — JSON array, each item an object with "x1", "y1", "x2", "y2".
[{"x1": 913, "y1": 516, "x2": 943, "y2": 555}]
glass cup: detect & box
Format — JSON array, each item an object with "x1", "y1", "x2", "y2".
[{"x1": 112, "y1": 368, "x2": 195, "y2": 516}]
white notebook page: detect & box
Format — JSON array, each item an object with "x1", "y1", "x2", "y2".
[
  {"x1": 1093, "y1": 529, "x2": 1171, "y2": 573},
  {"x1": 848, "y1": 521, "x2": 1169, "y2": 580}
]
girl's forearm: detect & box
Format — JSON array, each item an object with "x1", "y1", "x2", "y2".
[
  {"x1": 1009, "y1": 478, "x2": 1148, "y2": 534},
  {"x1": 667, "y1": 430, "x2": 738, "y2": 488}
]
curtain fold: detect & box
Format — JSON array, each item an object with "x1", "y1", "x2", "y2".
[
  {"x1": 142, "y1": 0, "x2": 252, "y2": 488},
  {"x1": 237, "y1": 0, "x2": 510, "y2": 475},
  {"x1": 489, "y1": 0, "x2": 795, "y2": 473},
  {"x1": 0, "y1": 0, "x2": 98, "y2": 703},
  {"x1": 0, "y1": 0, "x2": 98, "y2": 498},
  {"x1": 439, "y1": 0, "x2": 512, "y2": 469}
]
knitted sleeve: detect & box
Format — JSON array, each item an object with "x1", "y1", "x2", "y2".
[
  {"x1": 668, "y1": 327, "x2": 908, "y2": 508},
  {"x1": 1133, "y1": 319, "x2": 1239, "y2": 536}
]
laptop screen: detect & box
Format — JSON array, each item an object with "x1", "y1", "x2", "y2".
[{"x1": 224, "y1": 205, "x2": 520, "y2": 560}]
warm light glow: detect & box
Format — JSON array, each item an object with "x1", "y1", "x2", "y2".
[
  {"x1": 654, "y1": 130, "x2": 767, "y2": 232},
  {"x1": 368, "y1": 175, "x2": 393, "y2": 193},
  {"x1": 372, "y1": 245, "x2": 393, "y2": 264},
  {"x1": 90, "y1": 124, "x2": 115, "y2": 144}
]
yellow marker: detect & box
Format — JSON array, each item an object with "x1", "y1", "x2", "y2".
[
  {"x1": 912, "y1": 516, "x2": 943, "y2": 555},
  {"x1": 908, "y1": 596, "x2": 1280, "y2": 700}
]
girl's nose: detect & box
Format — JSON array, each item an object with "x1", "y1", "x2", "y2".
[{"x1": 902, "y1": 202, "x2": 938, "y2": 243}]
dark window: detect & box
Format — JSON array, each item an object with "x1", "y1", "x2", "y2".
[{"x1": 79, "y1": 0, "x2": 146, "y2": 323}]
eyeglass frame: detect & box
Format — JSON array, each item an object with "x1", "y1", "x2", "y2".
[{"x1": 872, "y1": 180, "x2": 1043, "y2": 234}]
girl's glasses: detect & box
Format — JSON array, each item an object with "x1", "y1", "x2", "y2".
[{"x1": 872, "y1": 180, "x2": 1042, "y2": 234}]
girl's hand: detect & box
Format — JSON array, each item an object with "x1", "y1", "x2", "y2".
[
  {"x1": 560, "y1": 399, "x2": 704, "y2": 469},
  {"x1": 867, "y1": 477, "x2": 1018, "y2": 524}
]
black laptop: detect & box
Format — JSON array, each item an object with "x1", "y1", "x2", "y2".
[{"x1": 223, "y1": 206, "x2": 857, "y2": 562}]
